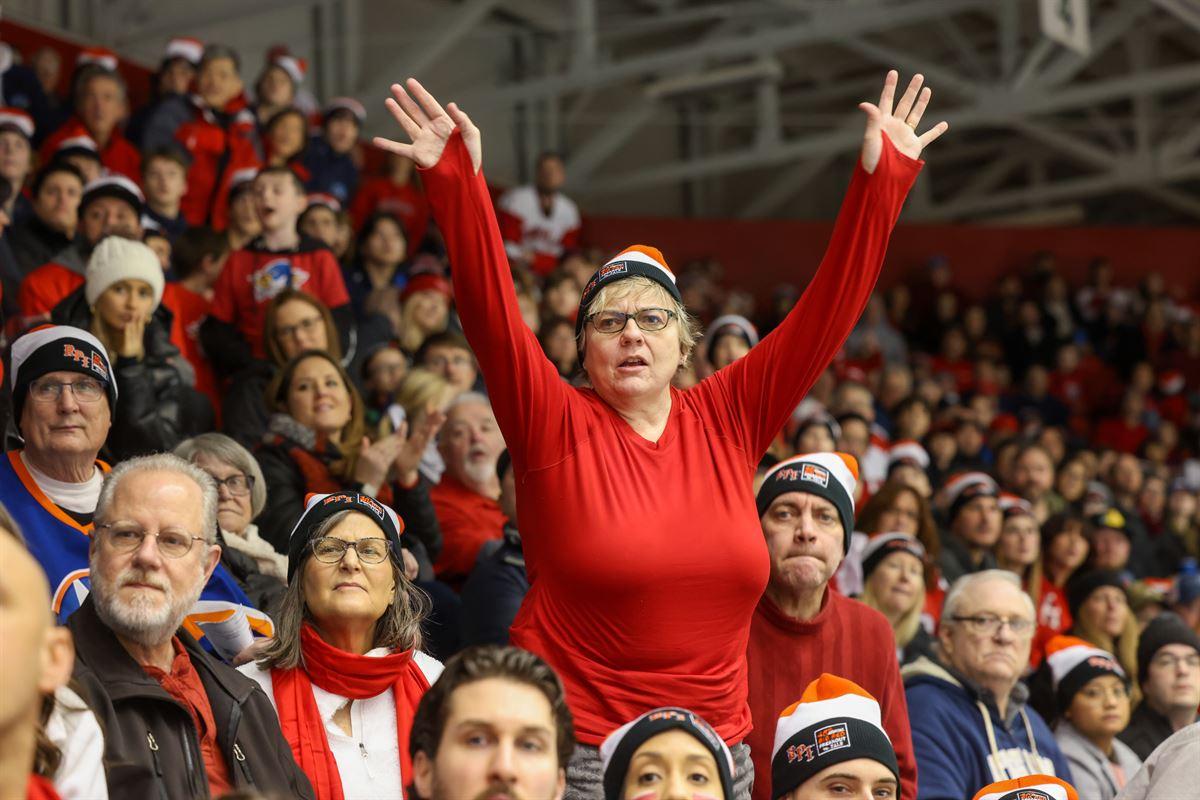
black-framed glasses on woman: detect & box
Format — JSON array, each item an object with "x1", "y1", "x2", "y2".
[
  {"x1": 209, "y1": 473, "x2": 254, "y2": 497},
  {"x1": 310, "y1": 536, "x2": 392, "y2": 565},
  {"x1": 588, "y1": 308, "x2": 676, "y2": 335},
  {"x1": 95, "y1": 522, "x2": 209, "y2": 559},
  {"x1": 275, "y1": 315, "x2": 324, "y2": 342}
]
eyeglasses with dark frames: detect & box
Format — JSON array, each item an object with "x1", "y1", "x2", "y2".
[
  {"x1": 587, "y1": 308, "x2": 676, "y2": 335},
  {"x1": 309, "y1": 536, "x2": 392, "y2": 565}
]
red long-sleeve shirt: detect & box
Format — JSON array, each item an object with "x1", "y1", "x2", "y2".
[
  {"x1": 747, "y1": 591, "x2": 917, "y2": 800},
  {"x1": 421, "y1": 131, "x2": 919, "y2": 746}
]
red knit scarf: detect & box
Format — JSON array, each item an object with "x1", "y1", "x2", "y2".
[{"x1": 271, "y1": 624, "x2": 430, "y2": 800}]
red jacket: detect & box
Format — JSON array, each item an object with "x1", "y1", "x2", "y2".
[
  {"x1": 430, "y1": 474, "x2": 507, "y2": 585},
  {"x1": 42, "y1": 118, "x2": 142, "y2": 181},
  {"x1": 176, "y1": 95, "x2": 260, "y2": 230},
  {"x1": 162, "y1": 282, "x2": 220, "y2": 419}
]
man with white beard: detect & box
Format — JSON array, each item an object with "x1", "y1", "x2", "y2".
[
  {"x1": 66, "y1": 453, "x2": 315, "y2": 799},
  {"x1": 430, "y1": 392, "x2": 507, "y2": 587}
]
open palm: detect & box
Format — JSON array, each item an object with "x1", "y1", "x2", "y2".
[
  {"x1": 859, "y1": 70, "x2": 949, "y2": 173},
  {"x1": 373, "y1": 78, "x2": 483, "y2": 173}
]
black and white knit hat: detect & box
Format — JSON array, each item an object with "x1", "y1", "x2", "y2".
[
  {"x1": 9, "y1": 325, "x2": 117, "y2": 423},
  {"x1": 286, "y1": 491, "x2": 405, "y2": 581},
  {"x1": 704, "y1": 314, "x2": 759, "y2": 364},
  {"x1": 756, "y1": 452, "x2": 859, "y2": 551},
  {"x1": 80, "y1": 174, "x2": 144, "y2": 216},
  {"x1": 576, "y1": 245, "x2": 682, "y2": 339},
  {"x1": 771, "y1": 674, "x2": 898, "y2": 800},
  {"x1": 939, "y1": 471, "x2": 999, "y2": 521},
  {"x1": 861, "y1": 533, "x2": 926, "y2": 581},
  {"x1": 1045, "y1": 635, "x2": 1127, "y2": 711},
  {"x1": 599, "y1": 707, "x2": 735, "y2": 800}
]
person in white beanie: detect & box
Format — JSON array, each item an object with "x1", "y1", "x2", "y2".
[{"x1": 50, "y1": 235, "x2": 211, "y2": 458}]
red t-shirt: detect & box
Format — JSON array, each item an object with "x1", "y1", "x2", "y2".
[
  {"x1": 18, "y1": 263, "x2": 84, "y2": 322},
  {"x1": 430, "y1": 474, "x2": 507, "y2": 584},
  {"x1": 141, "y1": 637, "x2": 233, "y2": 795},
  {"x1": 162, "y1": 283, "x2": 220, "y2": 416},
  {"x1": 208, "y1": 236, "x2": 349, "y2": 358},
  {"x1": 746, "y1": 592, "x2": 918, "y2": 800},
  {"x1": 422, "y1": 131, "x2": 920, "y2": 744}
]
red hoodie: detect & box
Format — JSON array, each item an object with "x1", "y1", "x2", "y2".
[
  {"x1": 41, "y1": 117, "x2": 141, "y2": 181},
  {"x1": 176, "y1": 95, "x2": 260, "y2": 230}
]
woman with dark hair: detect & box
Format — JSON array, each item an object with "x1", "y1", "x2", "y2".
[
  {"x1": 852, "y1": 479, "x2": 942, "y2": 610},
  {"x1": 344, "y1": 212, "x2": 409, "y2": 319},
  {"x1": 223, "y1": 288, "x2": 345, "y2": 447},
  {"x1": 262, "y1": 107, "x2": 311, "y2": 180},
  {"x1": 374, "y1": 71, "x2": 946, "y2": 795},
  {"x1": 254, "y1": 350, "x2": 444, "y2": 576},
  {"x1": 240, "y1": 492, "x2": 441, "y2": 800}
]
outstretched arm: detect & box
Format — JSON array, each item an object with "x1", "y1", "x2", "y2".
[
  {"x1": 373, "y1": 81, "x2": 573, "y2": 470},
  {"x1": 696, "y1": 71, "x2": 948, "y2": 459}
]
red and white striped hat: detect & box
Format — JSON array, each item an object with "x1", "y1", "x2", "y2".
[
  {"x1": 0, "y1": 107, "x2": 35, "y2": 139},
  {"x1": 272, "y1": 54, "x2": 307, "y2": 84},
  {"x1": 76, "y1": 47, "x2": 119, "y2": 72},
  {"x1": 164, "y1": 37, "x2": 204, "y2": 66}
]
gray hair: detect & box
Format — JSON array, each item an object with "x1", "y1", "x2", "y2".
[
  {"x1": 174, "y1": 433, "x2": 268, "y2": 518},
  {"x1": 941, "y1": 569, "x2": 1036, "y2": 622},
  {"x1": 446, "y1": 391, "x2": 491, "y2": 413},
  {"x1": 95, "y1": 453, "x2": 218, "y2": 544},
  {"x1": 255, "y1": 510, "x2": 429, "y2": 670}
]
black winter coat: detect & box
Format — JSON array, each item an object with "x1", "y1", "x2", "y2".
[
  {"x1": 68, "y1": 598, "x2": 316, "y2": 800},
  {"x1": 51, "y1": 287, "x2": 210, "y2": 460}
]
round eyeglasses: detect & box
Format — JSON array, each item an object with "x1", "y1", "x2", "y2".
[
  {"x1": 588, "y1": 308, "x2": 676, "y2": 335},
  {"x1": 310, "y1": 536, "x2": 392, "y2": 565}
]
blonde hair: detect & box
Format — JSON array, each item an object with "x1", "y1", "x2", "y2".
[
  {"x1": 395, "y1": 368, "x2": 457, "y2": 422},
  {"x1": 577, "y1": 276, "x2": 699, "y2": 369},
  {"x1": 397, "y1": 291, "x2": 449, "y2": 353},
  {"x1": 861, "y1": 564, "x2": 925, "y2": 649},
  {"x1": 1073, "y1": 598, "x2": 1142, "y2": 705}
]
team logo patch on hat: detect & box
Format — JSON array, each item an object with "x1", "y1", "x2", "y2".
[
  {"x1": 801, "y1": 463, "x2": 829, "y2": 488},
  {"x1": 814, "y1": 722, "x2": 850, "y2": 756},
  {"x1": 62, "y1": 343, "x2": 108, "y2": 379}
]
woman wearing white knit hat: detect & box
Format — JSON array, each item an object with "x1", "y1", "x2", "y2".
[
  {"x1": 374, "y1": 70, "x2": 948, "y2": 799},
  {"x1": 50, "y1": 235, "x2": 210, "y2": 458}
]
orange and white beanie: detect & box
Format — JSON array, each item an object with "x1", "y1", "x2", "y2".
[
  {"x1": 576, "y1": 245, "x2": 681, "y2": 338},
  {"x1": 756, "y1": 452, "x2": 859, "y2": 551},
  {"x1": 972, "y1": 775, "x2": 1079, "y2": 800}
]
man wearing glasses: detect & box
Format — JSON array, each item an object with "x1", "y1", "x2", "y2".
[
  {"x1": 1118, "y1": 612, "x2": 1200, "y2": 760},
  {"x1": 66, "y1": 452, "x2": 314, "y2": 798},
  {"x1": 1, "y1": 325, "x2": 270, "y2": 656},
  {"x1": 904, "y1": 570, "x2": 1073, "y2": 798}
]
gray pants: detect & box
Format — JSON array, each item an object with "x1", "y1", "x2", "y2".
[{"x1": 564, "y1": 740, "x2": 753, "y2": 800}]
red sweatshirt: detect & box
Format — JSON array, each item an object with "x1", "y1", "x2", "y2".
[
  {"x1": 350, "y1": 177, "x2": 430, "y2": 247},
  {"x1": 430, "y1": 474, "x2": 507, "y2": 584},
  {"x1": 42, "y1": 117, "x2": 142, "y2": 181},
  {"x1": 747, "y1": 591, "x2": 917, "y2": 800},
  {"x1": 421, "y1": 132, "x2": 919, "y2": 746}
]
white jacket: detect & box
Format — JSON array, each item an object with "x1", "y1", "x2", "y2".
[{"x1": 46, "y1": 685, "x2": 108, "y2": 800}]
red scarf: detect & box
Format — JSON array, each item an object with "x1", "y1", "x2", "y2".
[
  {"x1": 272, "y1": 624, "x2": 430, "y2": 800},
  {"x1": 26, "y1": 775, "x2": 61, "y2": 800}
]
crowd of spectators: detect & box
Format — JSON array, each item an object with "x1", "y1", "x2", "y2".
[{"x1": 0, "y1": 34, "x2": 1197, "y2": 800}]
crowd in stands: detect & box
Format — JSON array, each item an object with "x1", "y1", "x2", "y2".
[{"x1": 0, "y1": 34, "x2": 1197, "y2": 800}]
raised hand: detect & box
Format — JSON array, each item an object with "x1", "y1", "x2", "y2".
[
  {"x1": 858, "y1": 70, "x2": 949, "y2": 173},
  {"x1": 393, "y1": 406, "x2": 448, "y2": 487},
  {"x1": 373, "y1": 78, "x2": 482, "y2": 174},
  {"x1": 354, "y1": 434, "x2": 404, "y2": 490}
]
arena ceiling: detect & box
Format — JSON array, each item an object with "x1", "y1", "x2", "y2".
[{"x1": 16, "y1": 0, "x2": 1200, "y2": 223}]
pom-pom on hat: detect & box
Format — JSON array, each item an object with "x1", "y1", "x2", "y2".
[
  {"x1": 0, "y1": 107, "x2": 35, "y2": 139},
  {"x1": 271, "y1": 54, "x2": 307, "y2": 85},
  {"x1": 80, "y1": 175, "x2": 144, "y2": 216},
  {"x1": 286, "y1": 491, "x2": 405, "y2": 581},
  {"x1": 599, "y1": 707, "x2": 734, "y2": 800},
  {"x1": 861, "y1": 533, "x2": 925, "y2": 581},
  {"x1": 324, "y1": 97, "x2": 367, "y2": 125},
  {"x1": 1045, "y1": 635, "x2": 1127, "y2": 711},
  {"x1": 85, "y1": 237, "x2": 165, "y2": 308},
  {"x1": 887, "y1": 439, "x2": 929, "y2": 472},
  {"x1": 704, "y1": 314, "x2": 759, "y2": 364},
  {"x1": 972, "y1": 775, "x2": 1079, "y2": 800},
  {"x1": 164, "y1": 37, "x2": 204, "y2": 66},
  {"x1": 576, "y1": 245, "x2": 682, "y2": 339},
  {"x1": 756, "y1": 452, "x2": 858, "y2": 551},
  {"x1": 9, "y1": 325, "x2": 117, "y2": 424},
  {"x1": 771, "y1": 674, "x2": 898, "y2": 800},
  {"x1": 939, "y1": 472, "x2": 999, "y2": 522}
]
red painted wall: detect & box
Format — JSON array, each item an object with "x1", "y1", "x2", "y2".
[{"x1": 583, "y1": 216, "x2": 1200, "y2": 302}]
